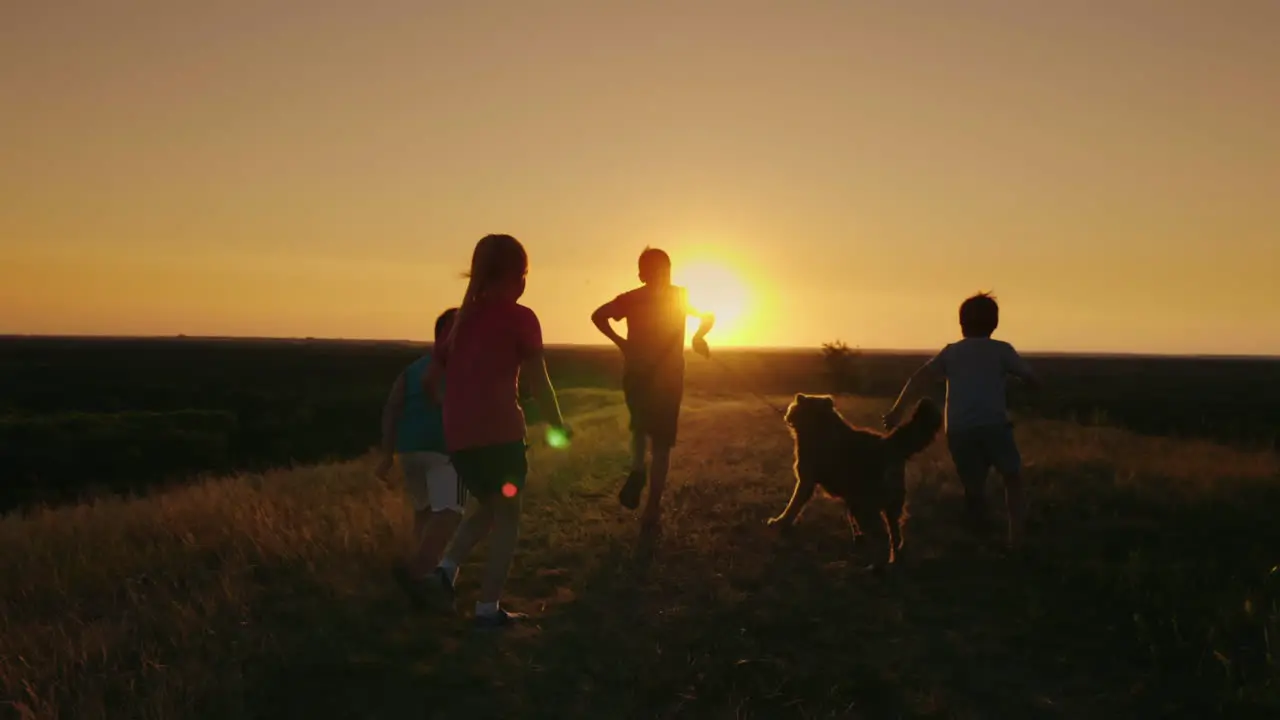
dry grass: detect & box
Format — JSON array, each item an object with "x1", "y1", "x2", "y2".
[{"x1": 3, "y1": 389, "x2": 1278, "y2": 718}]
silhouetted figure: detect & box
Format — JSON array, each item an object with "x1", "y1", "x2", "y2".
[
  {"x1": 592, "y1": 247, "x2": 714, "y2": 529},
  {"x1": 378, "y1": 308, "x2": 466, "y2": 590},
  {"x1": 413, "y1": 234, "x2": 568, "y2": 630},
  {"x1": 883, "y1": 292, "x2": 1041, "y2": 548}
]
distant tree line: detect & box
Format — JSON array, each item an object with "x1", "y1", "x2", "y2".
[{"x1": 0, "y1": 337, "x2": 1275, "y2": 512}]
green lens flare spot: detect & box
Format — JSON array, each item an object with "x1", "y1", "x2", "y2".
[{"x1": 545, "y1": 427, "x2": 571, "y2": 449}]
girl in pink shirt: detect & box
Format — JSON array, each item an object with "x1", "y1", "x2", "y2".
[{"x1": 405, "y1": 234, "x2": 568, "y2": 629}]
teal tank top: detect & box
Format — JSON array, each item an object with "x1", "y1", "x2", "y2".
[{"x1": 395, "y1": 354, "x2": 446, "y2": 453}]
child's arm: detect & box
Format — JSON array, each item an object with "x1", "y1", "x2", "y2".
[
  {"x1": 522, "y1": 352, "x2": 567, "y2": 433},
  {"x1": 422, "y1": 358, "x2": 443, "y2": 404},
  {"x1": 591, "y1": 300, "x2": 628, "y2": 353},
  {"x1": 375, "y1": 372, "x2": 406, "y2": 481},
  {"x1": 518, "y1": 308, "x2": 570, "y2": 438},
  {"x1": 690, "y1": 309, "x2": 715, "y2": 358},
  {"x1": 883, "y1": 354, "x2": 944, "y2": 428},
  {"x1": 684, "y1": 288, "x2": 715, "y2": 358},
  {"x1": 1002, "y1": 344, "x2": 1042, "y2": 390}
]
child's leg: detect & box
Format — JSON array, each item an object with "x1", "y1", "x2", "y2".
[
  {"x1": 438, "y1": 499, "x2": 494, "y2": 580},
  {"x1": 408, "y1": 455, "x2": 469, "y2": 576},
  {"x1": 629, "y1": 432, "x2": 647, "y2": 474},
  {"x1": 477, "y1": 493, "x2": 521, "y2": 606},
  {"x1": 412, "y1": 508, "x2": 431, "y2": 547},
  {"x1": 1002, "y1": 472, "x2": 1027, "y2": 547},
  {"x1": 400, "y1": 453, "x2": 433, "y2": 550},
  {"x1": 947, "y1": 431, "x2": 992, "y2": 535},
  {"x1": 410, "y1": 510, "x2": 463, "y2": 576},
  {"x1": 640, "y1": 374, "x2": 682, "y2": 525},
  {"x1": 990, "y1": 425, "x2": 1027, "y2": 547},
  {"x1": 641, "y1": 444, "x2": 670, "y2": 524}
]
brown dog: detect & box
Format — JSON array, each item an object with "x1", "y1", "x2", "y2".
[{"x1": 768, "y1": 394, "x2": 942, "y2": 571}]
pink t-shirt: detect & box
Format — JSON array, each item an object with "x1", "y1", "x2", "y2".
[{"x1": 436, "y1": 300, "x2": 543, "y2": 452}]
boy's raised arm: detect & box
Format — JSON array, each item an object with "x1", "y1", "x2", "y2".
[
  {"x1": 591, "y1": 300, "x2": 627, "y2": 352},
  {"x1": 685, "y1": 290, "x2": 715, "y2": 357}
]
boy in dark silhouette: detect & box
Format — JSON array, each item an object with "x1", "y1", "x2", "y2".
[
  {"x1": 883, "y1": 292, "x2": 1040, "y2": 548},
  {"x1": 592, "y1": 247, "x2": 714, "y2": 528}
]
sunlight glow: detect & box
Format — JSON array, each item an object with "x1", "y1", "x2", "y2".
[{"x1": 674, "y1": 261, "x2": 755, "y2": 346}]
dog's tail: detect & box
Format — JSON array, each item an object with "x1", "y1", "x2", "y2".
[{"x1": 884, "y1": 398, "x2": 943, "y2": 460}]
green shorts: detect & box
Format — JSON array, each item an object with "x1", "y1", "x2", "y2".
[{"x1": 449, "y1": 442, "x2": 529, "y2": 500}]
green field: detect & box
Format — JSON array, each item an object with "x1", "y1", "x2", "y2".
[{"x1": 3, "y1": 389, "x2": 1278, "y2": 718}]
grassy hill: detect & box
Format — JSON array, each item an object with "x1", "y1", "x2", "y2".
[{"x1": 3, "y1": 390, "x2": 1278, "y2": 718}]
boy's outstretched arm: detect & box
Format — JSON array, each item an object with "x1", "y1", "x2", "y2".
[
  {"x1": 591, "y1": 302, "x2": 627, "y2": 353},
  {"x1": 376, "y1": 372, "x2": 406, "y2": 481},
  {"x1": 883, "y1": 359, "x2": 942, "y2": 429}
]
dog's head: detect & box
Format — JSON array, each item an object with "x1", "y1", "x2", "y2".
[{"x1": 784, "y1": 393, "x2": 838, "y2": 433}]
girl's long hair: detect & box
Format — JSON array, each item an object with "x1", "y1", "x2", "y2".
[{"x1": 442, "y1": 234, "x2": 528, "y2": 353}]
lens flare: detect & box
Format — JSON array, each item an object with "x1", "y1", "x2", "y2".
[{"x1": 545, "y1": 426, "x2": 571, "y2": 449}]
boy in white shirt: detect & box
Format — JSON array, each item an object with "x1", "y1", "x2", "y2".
[{"x1": 883, "y1": 292, "x2": 1040, "y2": 548}]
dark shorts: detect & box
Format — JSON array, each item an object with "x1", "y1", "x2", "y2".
[
  {"x1": 623, "y1": 366, "x2": 684, "y2": 448},
  {"x1": 946, "y1": 422, "x2": 1022, "y2": 481},
  {"x1": 449, "y1": 441, "x2": 529, "y2": 500}
]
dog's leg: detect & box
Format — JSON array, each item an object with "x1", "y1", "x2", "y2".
[
  {"x1": 845, "y1": 507, "x2": 862, "y2": 547},
  {"x1": 885, "y1": 463, "x2": 907, "y2": 552},
  {"x1": 768, "y1": 472, "x2": 815, "y2": 527},
  {"x1": 854, "y1": 508, "x2": 893, "y2": 572}
]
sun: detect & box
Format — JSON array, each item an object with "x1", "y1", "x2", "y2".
[{"x1": 673, "y1": 261, "x2": 753, "y2": 345}]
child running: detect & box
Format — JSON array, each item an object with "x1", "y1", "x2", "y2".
[
  {"x1": 591, "y1": 247, "x2": 714, "y2": 528},
  {"x1": 882, "y1": 292, "x2": 1040, "y2": 549},
  {"x1": 409, "y1": 234, "x2": 569, "y2": 629},
  {"x1": 377, "y1": 308, "x2": 465, "y2": 591}
]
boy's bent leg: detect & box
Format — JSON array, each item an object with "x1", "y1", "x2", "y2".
[
  {"x1": 619, "y1": 371, "x2": 651, "y2": 510},
  {"x1": 947, "y1": 431, "x2": 992, "y2": 536},
  {"x1": 991, "y1": 425, "x2": 1027, "y2": 548},
  {"x1": 412, "y1": 509, "x2": 430, "y2": 547},
  {"x1": 640, "y1": 383, "x2": 681, "y2": 526},
  {"x1": 641, "y1": 443, "x2": 670, "y2": 526},
  {"x1": 439, "y1": 499, "x2": 492, "y2": 577},
  {"x1": 411, "y1": 509, "x2": 463, "y2": 576},
  {"x1": 629, "y1": 432, "x2": 647, "y2": 475},
  {"x1": 1003, "y1": 473, "x2": 1027, "y2": 548}
]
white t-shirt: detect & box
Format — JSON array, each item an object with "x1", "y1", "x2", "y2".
[{"x1": 925, "y1": 337, "x2": 1035, "y2": 433}]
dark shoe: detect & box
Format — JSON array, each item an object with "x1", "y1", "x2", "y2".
[
  {"x1": 618, "y1": 469, "x2": 646, "y2": 510},
  {"x1": 392, "y1": 563, "x2": 429, "y2": 609},
  {"x1": 474, "y1": 608, "x2": 529, "y2": 630}
]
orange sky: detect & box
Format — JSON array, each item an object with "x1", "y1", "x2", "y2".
[{"x1": 2, "y1": 1, "x2": 1278, "y2": 355}]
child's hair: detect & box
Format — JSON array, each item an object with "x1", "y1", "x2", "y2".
[
  {"x1": 433, "y1": 307, "x2": 459, "y2": 343},
  {"x1": 638, "y1": 246, "x2": 671, "y2": 285},
  {"x1": 444, "y1": 234, "x2": 528, "y2": 349},
  {"x1": 959, "y1": 292, "x2": 1000, "y2": 338}
]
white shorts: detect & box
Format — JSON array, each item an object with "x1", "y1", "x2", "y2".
[{"x1": 398, "y1": 451, "x2": 465, "y2": 513}]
